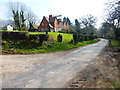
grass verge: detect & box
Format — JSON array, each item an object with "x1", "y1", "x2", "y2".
[
  {"x1": 29, "y1": 32, "x2": 73, "y2": 42},
  {"x1": 110, "y1": 39, "x2": 120, "y2": 48},
  {"x1": 1, "y1": 39, "x2": 100, "y2": 54}
]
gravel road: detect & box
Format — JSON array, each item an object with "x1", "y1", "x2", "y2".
[{"x1": 1, "y1": 39, "x2": 108, "y2": 88}]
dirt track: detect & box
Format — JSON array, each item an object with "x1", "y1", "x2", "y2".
[
  {"x1": 66, "y1": 46, "x2": 120, "y2": 88},
  {"x1": 1, "y1": 39, "x2": 109, "y2": 88}
]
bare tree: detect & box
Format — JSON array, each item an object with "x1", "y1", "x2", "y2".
[
  {"x1": 9, "y1": 2, "x2": 26, "y2": 30},
  {"x1": 0, "y1": 20, "x2": 6, "y2": 28},
  {"x1": 105, "y1": 0, "x2": 120, "y2": 40},
  {"x1": 9, "y1": 2, "x2": 39, "y2": 30},
  {"x1": 79, "y1": 14, "x2": 97, "y2": 35},
  {"x1": 26, "y1": 8, "x2": 40, "y2": 29},
  {"x1": 80, "y1": 14, "x2": 97, "y2": 28},
  {"x1": 99, "y1": 22, "x2": 115, "y2": 38}
]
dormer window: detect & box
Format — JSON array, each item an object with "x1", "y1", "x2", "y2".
[{"x1": 42, "y1": 23, "x2": 44, "y2": 25}]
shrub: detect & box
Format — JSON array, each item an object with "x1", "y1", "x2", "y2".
[
  {"x1": 73, "y1": 34, "x2": 78, "y2": 43},
  {"x1": 57, "y1": 34, "x2": 62, "y2": 42},
  {"x1": 29, "y1": 35, "x2": 39, "y2": 41},
  {"x1": 39, "y1": 34, "x2": 49, "y2": 45},
  {"x1": 84, "y1": 36, "x2": 89, "y2": 41}
]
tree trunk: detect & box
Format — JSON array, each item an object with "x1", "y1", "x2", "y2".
[{"x1": 114, "y1": 28, "x2": 120, "y2": 41}]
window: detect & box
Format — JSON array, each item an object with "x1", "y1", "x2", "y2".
[{"x1": 42, "y1": 23, "x2": 44, "y2": 25}]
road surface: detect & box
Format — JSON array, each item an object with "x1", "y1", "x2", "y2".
[{"x1": 1, "y1": 39, "x2": 108, "y2": 88}]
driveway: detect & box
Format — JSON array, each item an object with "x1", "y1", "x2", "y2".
[{"x1": 1, "y1": 39, "x2": 108, "y2": 88}]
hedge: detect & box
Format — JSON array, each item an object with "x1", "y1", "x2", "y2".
[
  {"x1": 1, "y1": 31, "x2": 28, "y2": 40},
  {"x1": 1, "y1": 31, "x2": 49, "y2": 45},
  {"x1": 72, "y1": 34, "x2": 97, "y2": 43}
]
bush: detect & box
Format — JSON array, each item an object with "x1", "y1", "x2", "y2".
[
  {"x1": 57, "y1": 34, "x2": 62, "y2": 42},
  {"x1": 84, "y1": 36, "x2": 89, "y2": 41},
  {"x1": 73, "y1": 34, "x2": 78, "y2": 43},
  {"x1": 72, "y1": 34, "x2": 98, "y2": 43},
  {"x1": 29, "y1": 35, "x2": 39, "y2": 42},
  {"x1": 38, "y1": 34, "x2": 49, "y2": 45}
]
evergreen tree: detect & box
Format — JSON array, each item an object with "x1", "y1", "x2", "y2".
[
  {"x1": 75, "y1": 19, "x2": 81, "y2": 33},
  {"x1": 66, "y1": 17, "x2": 71, "y2": 25},
  {"x1": 63, "y1": 17, "x2": 67, "y2": 22},
  {"x1": 12, "y1": 10, "x2": 20, "y2": 30},
  {"x1": 20, "y1": 11, "x2": 26, "y2": 30},
  {"x1": 9, "y1": 2, "x2": 39, "y2": 30}
]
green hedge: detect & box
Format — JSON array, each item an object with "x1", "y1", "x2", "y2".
[
  {"x1": 1, "y1": 31, "x2": 49, "y2": 45},
  {"x1": 1, "y1": 31, "x2": 28, "y2": 40},
  {"x1": 72, "y1": 34, "x2": 97, "y2": 43}
]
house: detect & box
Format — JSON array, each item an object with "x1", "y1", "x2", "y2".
[
  {"x1": 38, "y1": 16, "x2": 54, "y2": 32},
  {"x1": 7, "y1": 25, "x2": 13, "y2": 31},
  {"x1": 38, "y1": 15, "x2": 69, "y2": 32}
]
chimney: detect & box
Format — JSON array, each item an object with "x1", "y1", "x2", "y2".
[{"x1": 49, "y1": 15, "x2": 52, "y2": 18}]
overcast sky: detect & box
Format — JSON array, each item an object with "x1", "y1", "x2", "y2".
[{"x1": 0, "y1": 0, "x2": 108, "y2": 28}]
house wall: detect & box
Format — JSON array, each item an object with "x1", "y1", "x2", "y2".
[
  {"x1": 7, "y1": 25, "x2": 13, "y2": 31},
  {"x1": 57, "y1": 22, "x2": 62, "y2": 31},
  {"x1": 57, "y1": 22, "x2": 62, "y2": 28},
  {"x1": 54, "y1": 19, "x2": 58, "y2": 32},
  {"x1": 54, "y1": 19, "x2": 64, "y2": 32}
]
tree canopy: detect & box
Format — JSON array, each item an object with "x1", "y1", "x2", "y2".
[
  {"x1": 9, "y1": 2, "x2": 39, "y2": 30},
  {"x1": 105, "y1": 0, "x2": 120, "y2": 40}
]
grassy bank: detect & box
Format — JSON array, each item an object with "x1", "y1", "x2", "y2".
[
  {"x1": 110, "y1": 39, "x2": 120, "y2": 48},
  {"x1": 1, "y1": 39, "x2": 100, "y2": 54},
  {"x1": 29, "y1": 32, "x2": 73, "y2": 42}
]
